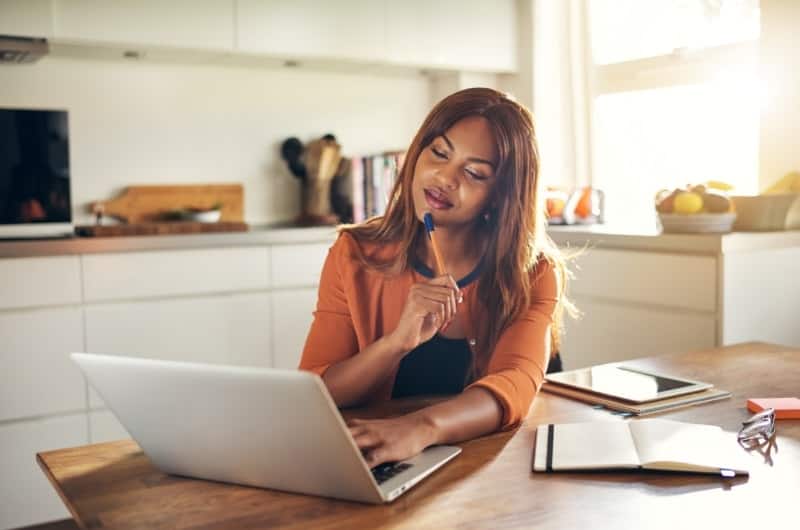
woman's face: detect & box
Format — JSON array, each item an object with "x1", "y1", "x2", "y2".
[{"x1": 411, "y1": 115, "x2": 499, "y2": 230}]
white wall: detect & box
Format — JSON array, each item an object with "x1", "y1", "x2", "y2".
[
  {"x1": 759, "y1": 0, "x2": 800, "y2": 191},
  {"x1": 0, "y1": 56, "x2": 431, "y2": 225}
]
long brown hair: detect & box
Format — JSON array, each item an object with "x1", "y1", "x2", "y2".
[{"x1": 340, "y1": 87, "x2": 572, "y2": 376}]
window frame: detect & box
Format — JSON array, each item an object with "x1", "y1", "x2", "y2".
[{"x1": 583, "y1": 0, "x2": 760, "y2": 194}]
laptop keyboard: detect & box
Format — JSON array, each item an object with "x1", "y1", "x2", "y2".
[{"x1": 371, "y1": 462, "x2": 413, "y2": 484}]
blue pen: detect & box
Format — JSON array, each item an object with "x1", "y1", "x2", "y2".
[
  {"x1": 423, "y1": 212, "x2": 461, "y2": 332},
  {"x1": 423, "y1": 212, "x2": 446, "y2": 276}
]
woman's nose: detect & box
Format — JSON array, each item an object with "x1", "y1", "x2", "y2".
[{"x1": 435, "y1": 163, "x2": 459, "y2": 190}]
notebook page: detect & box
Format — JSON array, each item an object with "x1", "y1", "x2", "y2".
[
  {"x1": 629, "y1": 419, "x2": 748, "y2": 474},
  {"x1": 534, "y1": 421, "x2": 640, "y2": 471}
]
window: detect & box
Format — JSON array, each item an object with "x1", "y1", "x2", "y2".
[{"x1": 587, "y1": 0, "x2": 761, "y2": 227}]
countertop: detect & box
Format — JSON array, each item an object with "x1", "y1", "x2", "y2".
[
  {"x1": 1, "y1": 223, "x2": 799, "y2": 259},
  {"x1": 0, "y1": 224, "x2": 339, "y2": 258},
  {"x1": 547, "y1": 224, "x2": 800, "y2": 254}
]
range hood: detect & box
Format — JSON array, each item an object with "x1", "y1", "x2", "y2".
[{"x1": 0, "y1": 35, "x2": 49, "y2": 63}]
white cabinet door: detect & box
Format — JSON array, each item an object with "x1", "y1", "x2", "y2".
[
  {"x1": 0, "y1": 307, "x2": 86, "y2": 422},
  {"x1": 560, "y1": 296, "x2": 717, "y2": 369},
  {"x1": 0, "y1": 414, "x2": 87, "y2": 530},
  {"x1": 82, "y1": 246, "x2": 270, "y2": 302},
  {"x1": 270, "y1": 243, "x2": 330, "y2": 288},
  {"x1": 236, "y1": 0, "x2": 386, "y2": 62},
  {"x1": 85, "y1": 293, "x2": 271, "y2": 406},
  {"x1": 0, "y1": 255, "x2": 82, "y2": 310},
  {"x1": 0, "y1": 0, "x2": 52, "y2": 38},
  {"x1": 721, "y1": 246, "x2": 800, "y2": 347},
  {"x1": 567, "y1": 248, "x2": 717, "y2": 312},
  {"x1": 271, "y1": 288, "x2": 317, "y2": 370},
  {"x1": 386, "y1": 0, "x2": 517, "y2": 71},
  {"x1": 54, "y1": 0, "x2": 235, "y2": 51},
  {"x1": 89, "y1": 409, "x2": 130, "y2": 443}
]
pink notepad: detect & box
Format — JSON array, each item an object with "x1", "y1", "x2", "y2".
[{"x1": 747, "y1": 398, "x2": 800, "y2": 420}]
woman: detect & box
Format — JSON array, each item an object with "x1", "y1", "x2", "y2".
[{"x1": 299, "y1": 87, "x2": 570, "y2": 468}]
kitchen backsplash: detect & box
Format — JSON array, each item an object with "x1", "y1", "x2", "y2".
[{"x1": 0, "y1": 55, "x2": 430, "y2": 226}]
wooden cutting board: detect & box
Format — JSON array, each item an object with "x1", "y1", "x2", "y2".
[
  {"x1": 91, "y1": 184, "x2": 244, "y2": 223},
  {"x1": 75, "y1": 221, "x2": 249, "y2": 237}
]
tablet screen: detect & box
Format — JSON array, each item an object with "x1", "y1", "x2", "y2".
[{"x1": 545, "y1": 365, "x2": 709, "y2": 403}]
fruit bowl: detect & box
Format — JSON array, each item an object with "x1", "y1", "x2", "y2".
[{"x1": 658, "y1": 212, "x2": 737, "y2": 234}]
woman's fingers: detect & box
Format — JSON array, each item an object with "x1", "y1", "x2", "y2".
[
  {"x1": 417, "y1": 292, "x2": 450, "y2": 327},
  {"x1": 430, "y1": 274, "x2": 462, "y2": 302},
  {"x1": 417, "y1": 287, "x2": 458, "y2": 326},
  {"x1": 349, "y1": 422, "x2": 386, "y2": 451},
  {"x1": 352, "y1": 431, "x2": 382, "y2": 450},
  {"x1": 426, "y1": 275, "x2": 461, "y2": 322},
  {"x1": 364, "y1": 447, "x2": 388, "y2": 468}
]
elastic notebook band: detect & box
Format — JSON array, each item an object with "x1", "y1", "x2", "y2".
[{"x1": 546, "y1": 424, "x2": 554, "y2": 472}]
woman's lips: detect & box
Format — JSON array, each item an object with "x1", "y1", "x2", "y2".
[{"x1": 424, "y1": 189, "x2": 453, "y2": 210}]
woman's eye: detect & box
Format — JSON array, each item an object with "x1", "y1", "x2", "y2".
[
  {"x1": 431, "y1": 147, "x2": 447, "y2": 159},
  {"x1": 466, "y1": 169, "x2": 487, "y2": 181}
]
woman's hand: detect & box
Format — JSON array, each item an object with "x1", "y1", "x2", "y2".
[
  {"x1": 348, "y1": 413, "x2": 440, "y2": 468},
  {"x1": 387, "y1": 275, "x2": 462, "y2": 353}
]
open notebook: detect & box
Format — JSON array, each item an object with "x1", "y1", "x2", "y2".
[{"x1": 533, "y1": 419, "x2": 749, "y2": 476}]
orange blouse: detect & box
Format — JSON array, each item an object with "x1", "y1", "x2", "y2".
[{"x1": 298, "y1": 232, "x2": 558, "y2": 430}]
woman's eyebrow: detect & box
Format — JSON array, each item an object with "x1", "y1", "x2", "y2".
[{"x1": 441, "y1": 134, "x2": 496, "y2": 168}]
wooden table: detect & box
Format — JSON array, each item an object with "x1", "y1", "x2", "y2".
[{"x1": 38, "y1": 342, "x2": 800, "y2": 529}]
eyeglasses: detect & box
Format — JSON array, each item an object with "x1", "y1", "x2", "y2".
[{"x1": 738, "y1": 407, "x2": 776, "y2": 446}]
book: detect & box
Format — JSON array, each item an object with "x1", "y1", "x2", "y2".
[
  {"x1": 363, "y1": 157, "x2": 373, "y2": 218},
  {"x1": 533, "y1": 419, "x2": 749, "y2": 476},
  {"x1": 349, "y1": 151, "x2": 405, "y2": 222},
  {"x1": 350, "y1": 156, "x2": 365, "y2": 223},
  {"x1": 747, "y1": 397, "x2": 800, "y2": 419},
  {"x1": 371, "y1": 156, "x2": 383, "y2": 216},
  {"x1": 542, "y1": 381, "x2": 731, "y2": 415}
]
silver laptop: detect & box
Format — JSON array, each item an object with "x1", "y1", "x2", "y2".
[{"x1": 71, "y1": 352, "x2": 461, "y2": 504}]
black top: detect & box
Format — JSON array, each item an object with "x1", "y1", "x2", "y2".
[
  {"x1": 391, "y1": 257, "x2": 484, "y2": 398},
  {"x1": 392, "y1": 334, "x2": 473, "y2": 398}
]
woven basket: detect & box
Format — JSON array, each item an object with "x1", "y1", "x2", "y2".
[{"x1": 731, "y1": 193, "x2": 800, "y2": 231}]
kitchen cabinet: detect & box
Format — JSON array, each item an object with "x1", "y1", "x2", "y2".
[
  {"x1": 53, "y1": 0, "x2": 235, "y2": 51},
  {"x1": 566, "y1": 249, "x2": 717, "y2": 312},
  {"x1": 0, "y1": 0, "x2": 52, "y2": 38},
  {"x1": 81, "y1": 246, "x2": 270, "y2": 302},
  {"x1": 89, "y1": 410, "x2": 130, "y2": 444},
  {"x1": 0, "y1": 230, "x2": 335, "y2": 529},
  {"x1": 0, "y1": 307, "x2": 86, "y2": 422},
  {"x1": 236, "y1": 0, "x2": 386, "y2": 62},
  {"x1": 271, "y1": 288, "x2": 317, "y2": 369},
  {"x1": 0, "y1": 255, "x2": 81, "y2": 310},
  {"x1": 270, "y1": 242, "x2": 330, "y2": 287},
  {"x1": 4, "y1": 0, "x2": 517, "y2": 74},
  {"x1": 236, "y1": 0, "x2": 517, "y2": 71},
  {"x1": 558, "y1": 246, "x2": 720, "y2": 369},
  {"x1": 561, "y1": 296, "x2": 717, "y2": 368},
  {"x1": 85, "y1": 292, "x2": 273, "y2": 407},
  {"x1": 720, "y1": 245, "x2": 799, "y2": 345},
  {"x1": 385, "y1": 0, "x2": 517, "y2": 72},
  {"x1": 0, "y1": 415, "x2": 87, "y2": 530},
  {"x1": 550, "y1": 228, "x2": 800, "y2": 369}
]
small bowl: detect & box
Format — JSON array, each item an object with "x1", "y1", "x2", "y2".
[
  {"x1": 658, "y1": 212, "x2": 737, "y2": 234},
  {"x1": 186, "y1": 209, "x2": 221, "y2": 223}
]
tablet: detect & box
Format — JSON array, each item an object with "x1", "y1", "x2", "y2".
[{"x1": 544, "y1": 365, "x2": 712, "y2": 404}]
